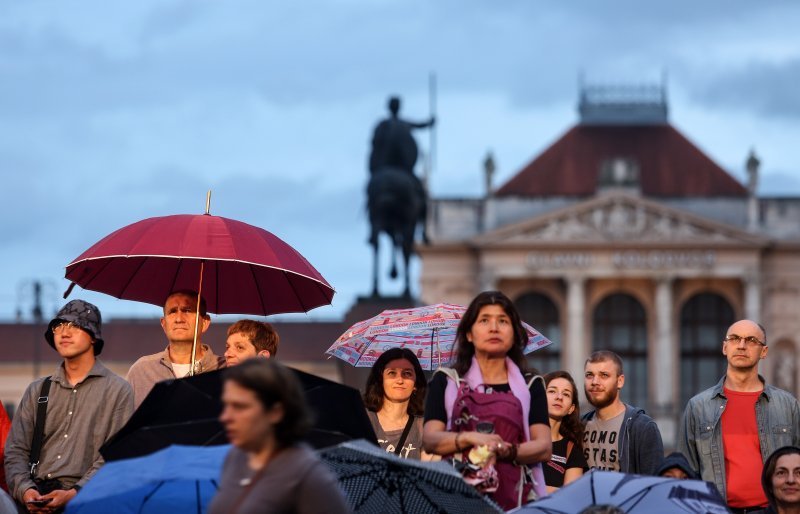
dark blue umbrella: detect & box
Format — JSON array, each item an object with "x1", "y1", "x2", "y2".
[
  {"x1": 66, "y1": 444, "x2": 229, "y2": 514},
  {"x1": 513, "y1": 470, "x2": 730, "y2": 514}
]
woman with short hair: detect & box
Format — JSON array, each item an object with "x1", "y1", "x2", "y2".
[{"x1": 208, "y1": 359, "x2": 350, "y2": 514}]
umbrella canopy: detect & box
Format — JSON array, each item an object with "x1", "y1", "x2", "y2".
[
  {"x1": 66, "y1": 444, "x2": 228, "y2": 514},
  {"x1": 292, "y1": 367, "x2": 378, "y2": 448},
  {"x1": 100, "y1": 372, "x2": 226, "y2": 461},
  {"x1": 326, "y1": 303, "x2": 552, "y2": 370},
  {"x1": 102, "y1": 367, "x2": 376, "y2": 461},
  {"x1": 65, "y1": 213, "x2": 334, "y2": 315},
  {"x1": 514, "y1": 469, "x2": 729, "y2": 514},
  {"x1": 320, "y1": 439, "x2": 503, "y2": 514}
]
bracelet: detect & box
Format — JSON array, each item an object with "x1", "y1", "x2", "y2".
[
  {"x1": 508, "y1": 443, "x2": 518, "y2": 464},
  {"x1": 500, "y1": 443, "x2": 519, "y2": 463},
  {"x1": 454, "y1": 433, "x2": 463, "y2": 452}
]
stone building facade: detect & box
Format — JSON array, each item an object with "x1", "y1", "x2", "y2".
[{"x1": 418, "y1": 85, "x2": 800, "y2": 445}]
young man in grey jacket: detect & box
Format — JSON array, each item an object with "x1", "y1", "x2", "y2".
[{"x1": 581, "y1": 350, "x2": 664, "y2": 475}]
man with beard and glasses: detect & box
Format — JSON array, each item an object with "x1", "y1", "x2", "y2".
[
  {"x1": 678, "y1": 320, "x2": 799, "y2": 514},
  {"x1": 581, "y1": 350, "x2": 663, "y2": 475}
]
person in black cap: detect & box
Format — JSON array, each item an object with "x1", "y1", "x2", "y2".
[{"x1": 4, "y1": 299, "x2": 134, "y2": 513}]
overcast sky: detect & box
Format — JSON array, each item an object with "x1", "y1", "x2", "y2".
[{"x1": 2, "y1": 0, "x2": 800, "y2": 323}]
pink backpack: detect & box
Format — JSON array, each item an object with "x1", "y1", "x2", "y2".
[{"x1": 439, "y1": 365, "x2": 547, "y2": 510}]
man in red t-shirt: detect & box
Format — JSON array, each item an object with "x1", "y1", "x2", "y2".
[
  {"x1": 678, "y1": 320, "x2": 800, "y2": 514},
  {"x1": 0, "y1": 401, "x2": 11, "y2": 493}
]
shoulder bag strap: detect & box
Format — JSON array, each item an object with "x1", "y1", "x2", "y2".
[
  {"x1": 393, "y1": 415, "x2": 416, "y2": 456},
  {"x1": 566, "y1": 440, "x2": 575, "y2": 460},
  {"x1": 29, "y1": 377, "x2": 52, "y2": 479}
]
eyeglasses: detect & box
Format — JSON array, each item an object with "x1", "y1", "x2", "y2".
[
  {"x1": 52, "y1": 321, "x2": 80, "y2": 334},
  {"x1": 724, "y1": 334, "x2": 765, "y2": 347}
]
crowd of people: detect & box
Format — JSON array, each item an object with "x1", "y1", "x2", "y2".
[{"x1": 0, "y1": 289, "x2": 798, "y2": 513}]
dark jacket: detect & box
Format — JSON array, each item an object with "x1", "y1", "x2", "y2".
[
  {"x1": 582, "y1": 403, "x2": 664, "y2": 475},
  {"x1": 655, "y1": 451, "x2": 699, "y2": 479}
]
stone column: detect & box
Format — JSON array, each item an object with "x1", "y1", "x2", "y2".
[
  {"x1": 744, "y1": 273, "x2": 766, "y2": 382},
  {"x1": 653, "y1": 276, "x2": 676, "y2": 447},
  {"x1": 744, "y1": 274, "x2": 761, "y2": 322},
  {"x1": 565, "y1": 276, "x2": 587, "y2": 382},
  {"x1": 478, "y1": 269, "x2": 496, "y2": 293}
]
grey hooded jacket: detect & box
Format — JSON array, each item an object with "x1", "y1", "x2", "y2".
[{"x1": 582, "y1": 403, "x2": 664, "y2": 475}]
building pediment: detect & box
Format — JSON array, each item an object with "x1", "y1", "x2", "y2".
[{"x1": 474, "y1": 193, "x2": 768, "y2": 247}]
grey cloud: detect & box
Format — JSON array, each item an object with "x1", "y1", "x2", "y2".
[
  {"x1": 689, "y1": 59, "x2": 800, "y2": 119},
  {"x1": 3, "y1": 0, "x2": 797, "y2": 120}
]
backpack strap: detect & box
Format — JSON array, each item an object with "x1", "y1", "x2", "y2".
[
  {"x1": 526, "y1": 374, "x2": 544, "y2": 390},
  {"x1": 29, "y1": 377, "x2": 52, "y2": 479},
  {"x1": 436, "y1": 367, "x2": 460, "y2": 383},
  {"x1": 437, "y1": 367, "x2": 461, "y2": 431}
]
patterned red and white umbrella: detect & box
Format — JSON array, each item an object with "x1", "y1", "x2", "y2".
[{"x1": 326, "y1": 303, "x2": 552, "y2": 370}]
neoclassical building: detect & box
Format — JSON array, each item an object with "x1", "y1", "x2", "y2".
[{"x1": 419, "y1": 85, "x2": 800, "y2": 445}]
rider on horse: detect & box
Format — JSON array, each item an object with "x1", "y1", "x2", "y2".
[{"x1": 366, "y1": 97, "x2": 435, "y2": 297}]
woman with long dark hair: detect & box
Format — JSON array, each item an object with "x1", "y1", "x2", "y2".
[
  {"x1": 423, "y1": 291, "x2": 552, "y2": 510},
  {"x1": 363, "y1": 347, "x2": 435, "y2": 460},
  {"x1": 208, "y1": 359, "x2": 350, "y2": 514},
  {"x1": 543, "y1": 370, "x2": 587, "y2": 492}
]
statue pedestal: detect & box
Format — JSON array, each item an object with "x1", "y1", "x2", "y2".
[{"x1": 336, "y1": 295, "x2": 421, "y2": 390}]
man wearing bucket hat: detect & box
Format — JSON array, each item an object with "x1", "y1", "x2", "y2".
[{"x1": 4, "y1": 299, "x2": 134, "y2": 513}]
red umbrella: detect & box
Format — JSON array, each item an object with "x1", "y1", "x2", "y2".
[{"x1": 64, "y1": 213, "x2": 334, "y2": 315}]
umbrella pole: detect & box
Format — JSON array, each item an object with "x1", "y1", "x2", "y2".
[
  {"x1": 189, "y1": 260, "x2": 205, "y2": 377},
  {"x1": 435, "y1": 328, "x2": 441, "y2": 369}
]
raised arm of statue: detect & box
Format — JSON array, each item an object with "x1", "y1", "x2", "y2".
[{"x1": 405, "y1": 116, "x2": 435, "y2": 130}]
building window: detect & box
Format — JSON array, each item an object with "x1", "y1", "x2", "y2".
[
  {"x1": 515, "y1": 292, "x2": 561, "y2": 374},
  {"x1": 592, "y1": 293, "x2": 648, "y2": 410},
  {"x1": 679, "y1": 293, "x2": 734, "y2": 407}
]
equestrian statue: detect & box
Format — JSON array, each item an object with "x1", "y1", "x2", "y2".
[{"x1": 367, "y1": 96, "x2": 434, "y2": 298}]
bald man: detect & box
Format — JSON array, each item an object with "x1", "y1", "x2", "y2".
[{"x1": 678, "y1": 320, "x2": 800, "y2": 513}]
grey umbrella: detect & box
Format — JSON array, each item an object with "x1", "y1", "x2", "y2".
[{"x1": 319, "y1": 440, "x2": 503, "y2": 514}]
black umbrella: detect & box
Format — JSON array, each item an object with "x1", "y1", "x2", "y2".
[
  {"x1": 102, "y1": 367, "x2": 376, "y2": 461},
  {"x1": 516, "y1": 469, "x2": 730, "y2": 514},
  {"x1": 101, "y1": 375, "x2": 225, "y2": 461},
  {"x1": 292, "y1": 367, "x2": 377, "y2": 448},
  {"x1": 319, "y1": 439, "x2": 503, "y2": 514}
]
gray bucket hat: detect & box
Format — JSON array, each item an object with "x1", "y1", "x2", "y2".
[{"x1": 45, "y1": 299, "x2": 105, "y2": 356}]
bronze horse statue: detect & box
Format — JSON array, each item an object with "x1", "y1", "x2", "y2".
[{"x1": 367, "y1": 96, "x2": 433, "y2": 298}]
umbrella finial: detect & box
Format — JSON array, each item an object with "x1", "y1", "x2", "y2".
[{"x1": 205, "y1": 190, "x2": 212, "y2": 215}]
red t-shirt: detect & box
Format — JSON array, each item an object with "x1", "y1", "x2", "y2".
[
  {"x1": 0, "y1": 402, "x2": 11, "y2": 493},
  {"x1": 721, "y1": 387, "x2": 767, "y2": 507}
]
